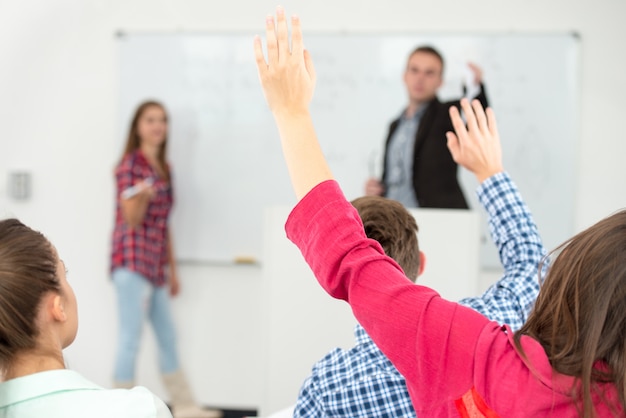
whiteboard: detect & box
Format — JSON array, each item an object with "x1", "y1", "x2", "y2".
[{"x1": 118, "y1": 32, "x2": 579, "y2": 265}]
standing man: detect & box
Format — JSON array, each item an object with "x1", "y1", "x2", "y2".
[{"x1": 365, "y1": 46, "x2": 487, "y2": 208}]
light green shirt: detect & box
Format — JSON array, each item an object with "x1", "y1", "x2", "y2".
[{"x1": 0, "y1": 369, "x2": 172, "y2": 417}]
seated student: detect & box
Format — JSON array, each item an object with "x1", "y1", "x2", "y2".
[
  {"x1": 0, "y1": 219, "x2": 172, "y2": 418},
  {"x1": 295, "y1": 183, "x2": 545, "y2": 417},
  {"x1": 254, "y1": 9, "x2": 625, "y2": 417}
]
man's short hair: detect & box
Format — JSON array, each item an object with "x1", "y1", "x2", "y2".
[
  {"x1": 351, "y1": 196, "x2": 420, "y2": 281},
  {"x1": 408, "y1": 45, "x2": 445, "y2": 73}
]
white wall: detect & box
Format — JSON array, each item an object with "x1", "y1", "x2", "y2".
[{"x1": 1, "y1": 0, "x2": 625, "y2": 412}]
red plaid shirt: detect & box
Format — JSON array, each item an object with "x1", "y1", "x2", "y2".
[{"x1": 111, "y1": 150, "x2": 173, "y2": 287}]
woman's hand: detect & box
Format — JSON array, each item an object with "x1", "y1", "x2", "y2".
[
  {"x1": 254, "y1": 6, "x2": 316, "y2": 118},
  {"x1": 168, "y1": 273, "x2": 180, "y2": 297},
  {"x1": 252, "y1": 7, "x2": 332, "y2": 200}
]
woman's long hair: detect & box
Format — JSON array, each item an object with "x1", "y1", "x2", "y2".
[
  {"x1": 120, "y1": 100, "x2": 170, "y2": 180},
  {"x1": 0, "y1": 219, "x2": 60, "y2": 374},
  {"x1": 515, "y1": 209, "x2": 626, "y2": 417}
]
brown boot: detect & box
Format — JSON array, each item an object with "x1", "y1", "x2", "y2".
[{"x1": 161, "y1": 370, "x2": 222, "y2": 418}]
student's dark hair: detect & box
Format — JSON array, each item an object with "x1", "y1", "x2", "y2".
[
  {"x1": 514, "y1": 209, "x2": 626, "y2": 417},
  {"x1": 408, "y1": 45, "x2": 445, "y2": 73},
  {"x1": 121, "y1": 100, "x2": 170, "y2": 180},
  {"x1": 0, "y1": 219, "x2": 60, "y2": 373},
  {"x1": 351, "y1": 196, "x2": 420, "y2": 281}
]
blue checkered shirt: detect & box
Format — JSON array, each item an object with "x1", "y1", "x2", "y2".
[{"x1": 293, "y1": 172, "x2": 547, "y2": 417}]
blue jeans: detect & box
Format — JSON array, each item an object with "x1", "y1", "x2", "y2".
[{"x1": 113, "y1": 268, "x2": 180, "y2": 382}]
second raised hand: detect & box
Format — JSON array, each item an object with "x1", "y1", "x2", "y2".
[{"x1": 446, "y1": 98, "x2": 504, "y2": 183}]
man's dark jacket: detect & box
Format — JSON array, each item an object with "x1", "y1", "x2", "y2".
[{"x1": 382, "y1": 86, "x2": 488, "y2": 209}]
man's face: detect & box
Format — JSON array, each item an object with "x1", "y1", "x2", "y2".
[{"x1": 403, "y1": 52, "x2": 443, "y2": 104}]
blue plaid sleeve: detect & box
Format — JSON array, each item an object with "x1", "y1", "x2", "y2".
[
  {"x1": 294, "y1": 328, "x2": 416, "y2": 418},
  {"x1": 458, "y1": 172, "x2": 547, "y2": 331},
  {"x1": 294, "y1": 373, "x2": 325, "y2": 418}
]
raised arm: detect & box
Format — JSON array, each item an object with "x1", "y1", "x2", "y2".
[
  {"x1": 447, "y1": 100, "x2": 546, "y2": 330},
  {"x1": 254, "y1": 8, "x2": 332, "y2": 199},
  {"x1": 459, "y1": 172, "x2": 546, "y2": 329},
  {"x1": 256, "y1": 10, "x2": 512, "y2": 412}
]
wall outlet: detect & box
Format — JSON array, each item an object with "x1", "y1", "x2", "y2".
[{"x1": 9, "y1": 171, "x2": 31, "y2": 200}]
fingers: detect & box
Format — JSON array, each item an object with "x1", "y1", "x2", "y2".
[
  {"x1": 460, "y1": 98, "x2": 479, "y2": 134},
  {"x1": 255, "y1": 7, "x2": 314, "y2": 114},
  {"x1": 253, "y1": 35, "x2": 267, "y2": 75},
  {"x1": 304, "y1": 49, "x2": 316, "y2": 82},
  {"x1": 486, "y1": 107, "x2": 498, "y2": 137},
  {"x1": 449, "y1": 105, "x2": 468, "y2": 144},
  {"x1": 462, "y1": 98, "x2": 491, "y2": 138},
  {"x1": 265, "y1": 15, "x2": 278, "y2": 64},
  {"x1": 446, "y1": 131, "x2": 460, "y2": 163},
  {"x1": 291, "y1": 15, "x2": 303, "y2": 57},
  {"x1": 276, "y1": 6, "x2": 289, "y2": 63},
  {"x1": 471, "y1": 99, "x2": 489, "y2": 134},
  {"x1": 263, "y1": 8, "x2": 300, "y2": 67}
]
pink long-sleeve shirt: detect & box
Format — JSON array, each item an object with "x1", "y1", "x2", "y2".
[{"x1": 285, "y1": 179, "x2": 621, "y2": 417}]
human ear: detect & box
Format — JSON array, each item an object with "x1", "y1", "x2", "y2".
[
  {"x1": 51, "y1": 294, "x2": 67, "y2": 322},
  {"x1": 418, "y1": 251, "x2": 427, "y2": 277}
]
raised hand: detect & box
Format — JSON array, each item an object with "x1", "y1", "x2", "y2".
[
  {"x1": 253, "y1": 7, "x2": 332, "y2": 200},
  {"x1": 254, "y1": 6, "x2": 316, "y2": 117},
  {"x1": 446, "y1": 98, "x2": 503, "y2": 183}
]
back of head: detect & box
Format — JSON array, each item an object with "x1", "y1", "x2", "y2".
[
  {"x1": 351, "y1": 196, "x2": 420, "y2": 281},
  {"x1": 0, "y1": 219, "x2": 60, "y2": 372},
  {"x1": 516, "y1": 209, "x2": 626, "y2": 416}
]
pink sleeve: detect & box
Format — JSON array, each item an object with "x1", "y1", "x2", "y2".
[{"x1": 286, "y1": 180, "x2": 493, "y2": 411}]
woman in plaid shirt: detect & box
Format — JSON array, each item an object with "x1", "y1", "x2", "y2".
[{"x1": 111, "y1": 101, "x2": 220, "y2": 418}]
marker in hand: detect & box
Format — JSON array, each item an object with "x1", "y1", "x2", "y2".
[{"x1": 121, "y1": 177, "x2": 155, "y2": 200}]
